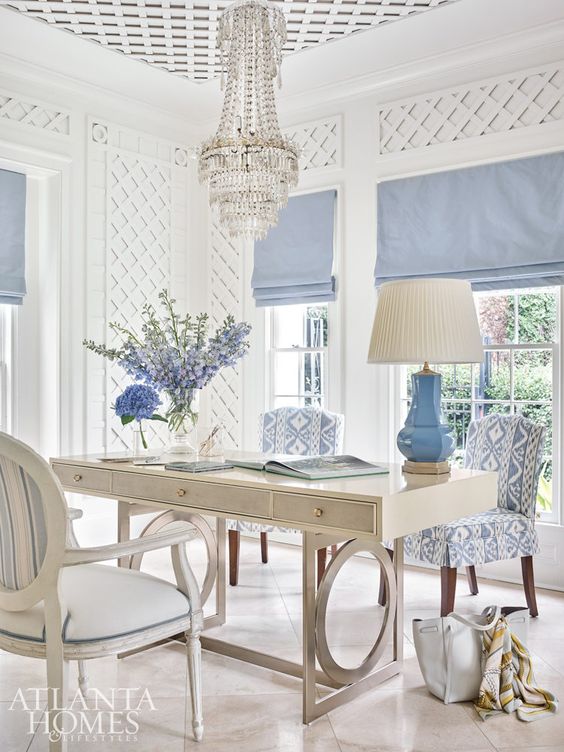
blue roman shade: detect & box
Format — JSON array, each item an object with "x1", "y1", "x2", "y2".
[
  {"x1": 375, "y1": 152, "x2": 564, "y2": 291},
  {"x1": 0, "y1": 169, "x2": 27, "y2": 305},
  {"x1": 252, "y1": 189, "x2": 336, "y2": 307}
]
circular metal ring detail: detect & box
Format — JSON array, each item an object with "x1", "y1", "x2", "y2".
[
  {"x1": 130, "y1": 511, "x2": 217, "y2": 607},
  {"x1": 315, "y1": 539, "x2": 397, "y2": 684}
]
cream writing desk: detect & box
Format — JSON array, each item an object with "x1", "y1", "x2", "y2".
[{"x1": 51, "y1": 453, "x2": 497, "y2": 723}]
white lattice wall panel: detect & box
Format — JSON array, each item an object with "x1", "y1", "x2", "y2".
[
  {"x1": 0, "y1": 89, "x2": 70, "y2": 134},
  {"x1": 6, "y1": 0, "x2": 457, "y2": 82},
  {"x1": 86, "y1": 119, "x2": 189, "y2": 453},
  {"x1": 285, "y1": 116, "x2": 342, "y2": 171},
  {"x1": 209, "y1": 216, "x2": 244, "y2": 449},
  {"x1": 378, "y1": 63, "x2": 564, "y2": 154}
]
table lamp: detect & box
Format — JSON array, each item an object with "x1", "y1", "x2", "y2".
[{"x1": 368, "y1": 278, "x2": 483, "y2": 475}]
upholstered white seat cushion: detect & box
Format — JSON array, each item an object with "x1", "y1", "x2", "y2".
[{"x1": 0, "y1": 564, "x2": 191, "y2": 643}]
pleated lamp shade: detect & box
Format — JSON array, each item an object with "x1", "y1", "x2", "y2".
[{"x1": 368, "y1": 278, "x2": 484, "y2": 365}]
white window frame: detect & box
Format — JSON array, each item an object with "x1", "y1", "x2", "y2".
[
  {"x1": 395, "y1": 286, "x2": 562, "y2": 525},
  {"x1": 267, "y1": 304, "x2": 329, "y2": 409},
  {"x1": 0, "y1": 305, "x2": 14, "y2": 433}
]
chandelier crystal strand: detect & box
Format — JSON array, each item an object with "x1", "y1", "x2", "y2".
[{"x1": 198, "y1": 0, "x2": 299, "y2": 240}]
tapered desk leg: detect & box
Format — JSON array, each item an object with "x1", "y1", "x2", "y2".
[
  {"x1": 393, "y1": 537, "x2": 404, "y2": 663},
  {"x1": 302, "y1": 532, "x2": 318, "y2": 724},
  {"x1": 117, "y1": 500, "x2": 131, "y2": 568},
  {"x1": 213, "y1": 517, "x2": 227, "y2": 628}
]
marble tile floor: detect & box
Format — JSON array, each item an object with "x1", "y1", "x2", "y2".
[{"x1": 2, "y1": 531, "x2": 564, "y2": 752}]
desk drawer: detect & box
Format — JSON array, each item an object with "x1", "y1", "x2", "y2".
[
  {"x1": 273, "y1": 492, "x2": 375, "y2": 534},
  {"x1": 112, "y1": 472, "x2": 271, "y2": 518},
  {"x1": 53, "y1": 464, "x2": 112, "y2": 494}
]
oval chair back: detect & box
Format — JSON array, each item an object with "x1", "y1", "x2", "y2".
[{"x1": 0, "y1": 432, "x2": 67, "y2": 613}]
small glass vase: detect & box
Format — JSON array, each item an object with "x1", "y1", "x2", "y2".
[
  {"x1": 168, "y1": 391, "x2": 200, "y2": 455},
  {"x1": 133, "y1": 426, "x2": 149, "y2": 457},
  {"x1": 197, "y1": 424, "x2": 224, "y2": 458}
]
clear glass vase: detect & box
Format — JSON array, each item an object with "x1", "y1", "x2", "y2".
[
  {"x1": 133, "y1": 426, "x2": 150, "y2": 457},
  {"x1": 168, "y1": 391, "x2": 200, "y2": 455}
]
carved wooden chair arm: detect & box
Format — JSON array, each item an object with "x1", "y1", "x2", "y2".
[{"x1": 63, "y1": 525, "x2": 199, "y2": 566}]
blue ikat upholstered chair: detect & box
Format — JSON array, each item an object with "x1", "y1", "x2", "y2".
[
  {"x1": 227, "y1": 406, "x2": 344, "y2": 586},
  {"x1": 403, "y1": 414, "x2": 546, "y2": 617}
]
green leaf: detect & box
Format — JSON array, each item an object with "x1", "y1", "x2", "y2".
[
  {"x1": 120, "y1": 415, "x2": 135, "y2": 426},
  {"x1": 150, "y1": 413, "x2": 168, "y2": 422}
]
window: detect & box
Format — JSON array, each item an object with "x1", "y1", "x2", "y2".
[
  {"x1": 400, "y1": 287, "x2": 560, "y2": 519},
  {"x1": 0, "y1": 305, "x2": 13, "y2": 433},
  {"x1": 268, "y1": 304, "x2": 328, "y2": 409}
]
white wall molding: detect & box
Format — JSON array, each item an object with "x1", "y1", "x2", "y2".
[
  {"x1": 377, "y1": 61, "x2": 564, "y2": 155},
  {"x1": 86, "y1": 118, "x2": 190, "y2": 452},
  {"x1": 272, "y1": 18, "x2": 564, "y2": 123},
  {"x1": 0, "y1": 88, "x2": 70, "y2": 136},
  {"x1": 286, "y1": 115, "x2": 343, "y2": 173},
  {"x1": 207, "y1": 216, "x2": 244, "y2": 450}
]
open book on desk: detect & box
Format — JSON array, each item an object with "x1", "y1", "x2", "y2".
[{"x1": 227, "y1": 455, "x2": 388, "y2": 481}]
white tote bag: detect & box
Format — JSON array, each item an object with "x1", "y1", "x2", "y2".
[{"x1": 412, "y1": 606, "x2": 529, "y2": 704}]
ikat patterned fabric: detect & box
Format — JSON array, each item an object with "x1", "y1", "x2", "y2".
[
  {"x1": 405, "y1": 414, "x2": 546, "y2": 568},
  {"x1": 260, "y1": 407, "x2": 344, "y2": 456},
  {"x1": 229, "y1": 407, "x2": 344, "y2": 533},
  {"x1": 0, "y1": 456, "x2": 47, "y2": 591}
]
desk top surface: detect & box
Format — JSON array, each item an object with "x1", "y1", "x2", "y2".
[{"x1": 51, "y1": 450, "x2": 495, "y2": 504}]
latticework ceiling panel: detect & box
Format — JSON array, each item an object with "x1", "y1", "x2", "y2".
[{"x1": 5, "y1": 0, "x2": 458, "y2": 82}]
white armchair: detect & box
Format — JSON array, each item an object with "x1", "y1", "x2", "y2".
[{"x1": 0, "y1": 432, "x2": 204, "y2": 751}]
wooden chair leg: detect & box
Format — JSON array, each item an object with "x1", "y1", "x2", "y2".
[
  {"x1": 77, "y1": 660, "x2": 89, "y2": 697},
  {"x1": 521, "y1": 555, "x2": 539, "y2": 617},
  {"x1": 378, "y1": 547, "x2": 394, "y2": 607},
  {"x1": 260, "y1": 532, "x2": 268, "y2": 563},
  {"x1": 466, "y1": 565, "x2": 479, "y2": 595},
  {"x1": 317, "y1": 547, "x2": 328, "y2": 588},
  {"x1": 441, "y1": 566, "x2": 457, "y2": 616},
  {"x1": 228, "y1": 529, "x2": 240, "y2": 586},
  {"x1": 186, "y1": 632, "x2": 204, "y2": 741}
]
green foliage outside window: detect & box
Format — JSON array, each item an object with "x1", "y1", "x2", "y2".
[{"x1": 406, "y1": 289, "x2": 558, "y2": 513}]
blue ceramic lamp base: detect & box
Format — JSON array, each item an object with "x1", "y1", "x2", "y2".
[{"x1": 398, "y1": 364, "x2": 455, "y2": 475}]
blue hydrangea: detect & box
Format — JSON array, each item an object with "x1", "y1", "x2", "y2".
[{"x1": 114, "y1": 384, "x2": 161, "y2": 422}]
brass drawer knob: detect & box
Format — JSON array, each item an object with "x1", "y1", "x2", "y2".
[
  {"x1": 176, "y1": 488, "x2": 186, "y2": 497},
  {"x1": 313, "y1": 507, "x2": 323, "y2": 518},
  {"x1": 73, "y1": 474, "x2": 82, "y2": 482}
]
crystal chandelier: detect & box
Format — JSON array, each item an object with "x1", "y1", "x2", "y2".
[{"x1": 198, "y1": 0, "x2": 299, "y2": 240}]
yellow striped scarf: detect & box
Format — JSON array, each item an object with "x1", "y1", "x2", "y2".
[{"x1": 474, "y1": 617, "x2": 558, "y2": 722}]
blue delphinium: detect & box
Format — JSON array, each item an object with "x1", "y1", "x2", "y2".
[
  {"x1": 113, "y1": 384, "x2": 166, "y2": 448},
  {"x1": 85, "y1": 291, "x2": 252, "y2": 433}
]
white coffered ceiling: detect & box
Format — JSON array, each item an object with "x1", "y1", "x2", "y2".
[{"x1": 4, "y1": 0, "x2": 458, "y2": 82}]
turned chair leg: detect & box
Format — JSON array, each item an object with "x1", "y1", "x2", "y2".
[
  {"x1": 77, "y1": 660, "x2": 89, "y2": 697},
  {"x1": 317, "y1": 547, "x2": 328, "y2": 587},
  {"x1": 441, "y1": 566, "x2": 457, "y2": 616},
  {"x1": 378, "y1": 547, "x2": 394, "y2": 607},
  {"x1": 466, "y1": 565, "x2": 479, "y2": 595},
  {"x1": 521, "y1": 555, "x2": 539, "y2": 617},
  {"x1": 260, "y1": 532, "x2": 268, "y2": 563},
  {"x1": 228, "y1": 529, "x2": 240, "y2": 586}
]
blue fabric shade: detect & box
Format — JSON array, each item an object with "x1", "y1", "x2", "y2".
[
  {"x1": 252, "y1": 189, "x2": 336, "y2": 307},
  {"x1": 375, "y1": 152, "x2": 564, "y2": 291},
  {"x1": 0, "y1": 169, "x2": 26, "y2": 305}
]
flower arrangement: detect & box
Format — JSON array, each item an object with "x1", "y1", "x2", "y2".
[
  {"x1": 113, "y1": 384, "x2": 167, "y2": 449},
  {"x1": 84, "y1": 290, "x2": 252, "y2": 445}
]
